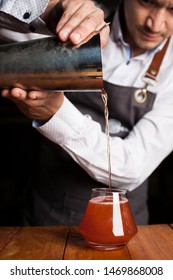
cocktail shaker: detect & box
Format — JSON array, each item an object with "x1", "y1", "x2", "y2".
[{"x1": 0, "y1": 34, "x2": 102, "y2": 92}]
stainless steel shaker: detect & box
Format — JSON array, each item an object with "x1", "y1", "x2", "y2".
[{"x1": 0, "y1": 34, "x2": 103, "y2": 92}]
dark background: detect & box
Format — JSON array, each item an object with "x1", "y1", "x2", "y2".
[{"x1": 0, "y1": 0, "x2": 172, "y2": 226}]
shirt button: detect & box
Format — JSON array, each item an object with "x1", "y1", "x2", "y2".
[{"x1": 23, "y1": 12, "x2": 31, "y2": 19}]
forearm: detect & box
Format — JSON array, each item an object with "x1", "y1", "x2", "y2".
[
  {"x1": 33, "y1": 98, "x2": 140, "y2": 190},
  {"x1": 34, "y1": 97, "x2": 173, "y2": 191}
]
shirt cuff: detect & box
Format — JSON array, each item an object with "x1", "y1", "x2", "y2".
[{"x1": 0, "y1": 0, "x2": 49, "y2": 23}]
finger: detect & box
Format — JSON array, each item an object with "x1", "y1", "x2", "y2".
[
  {"x1": 68, "y1": 10, "x2": 105, "y2": 45},
  {"x1": 27, "y1": 90, "x2": 48, "y2": 100},
  {"x1": 1, "y1": 89, "x2": 10, "y2": 97},
  {"x1": 57, "y1": 1, "x2": 104, "y2": 44},
  {"x1": 75, "y1": 22, "x2": 110, "y2": 48},
  {"x1": 98, "y1": 24, "x2": 110, "y2": 48},
  {"x1": 1, "y1": 88, "x2": 27, "y2": 100},
  {"x1": 11, "y1": 88, "x2": 28, "y2": 99},
  {"x1": 56, "y1": 0, "x2": 88, "y2": 34},
  {"x1": 27, "y1": 90, "x2": 62, "y2": 100}
]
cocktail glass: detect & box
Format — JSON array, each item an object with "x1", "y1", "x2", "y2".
[{"x1": 79, "y1": 187, "x2": 137, "y2": 250}]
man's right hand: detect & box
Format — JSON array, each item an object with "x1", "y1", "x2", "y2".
[{"x1": 41, "y1": 0, "x2": 110, "y2": 47}]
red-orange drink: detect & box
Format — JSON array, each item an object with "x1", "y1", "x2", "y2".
[{"x1": 79, "y1": 192, "x2": 137, "y2": 250}]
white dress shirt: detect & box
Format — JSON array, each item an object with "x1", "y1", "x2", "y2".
[
  {"x1": 1, "y1": 2, "x2": 173, "y2": 191},
  {"x1": 35, "y1": 11, "x2": 173, "y2": 191}
]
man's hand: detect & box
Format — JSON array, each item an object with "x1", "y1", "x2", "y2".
[
  {"x1": 1, "y1": 88, "x2": 64, "y2": 121},
  {"x1": 41, "y1": 0, "x2": 109, "y2": 48}
]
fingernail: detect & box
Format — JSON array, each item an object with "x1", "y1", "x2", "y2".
[
  {"x1": 59, "y1": 30, "x2": 69, "y2": 41},
  {"x1": 71, "y1": 32, "x2": 81, "y2": 43},
  {"x1": 1, "y1": 89, "x2": 8, "y2": 97},
  {"x1": 16, "y1": 92, "x2": 21, "y2": 97}
]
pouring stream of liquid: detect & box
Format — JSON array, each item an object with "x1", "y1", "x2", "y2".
[{"x1": 101, "y1": 88, "x2": 112, "y2": 188}]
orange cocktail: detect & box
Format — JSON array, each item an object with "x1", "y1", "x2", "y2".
[{"x1": 79, "y1": 188, "x2": 137, "y2": 250}]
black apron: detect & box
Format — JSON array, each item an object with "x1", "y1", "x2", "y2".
[{"x1": 23, "y1": 81, "x2": 156, "y2": 226}]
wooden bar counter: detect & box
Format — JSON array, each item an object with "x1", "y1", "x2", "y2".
[{"x1": 0, "y1": 224, "x2": 172, "y2": 260}]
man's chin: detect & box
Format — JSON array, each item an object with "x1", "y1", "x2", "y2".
[{"x1": 136, "y1": 39, "x2": 163, "y2": 53}]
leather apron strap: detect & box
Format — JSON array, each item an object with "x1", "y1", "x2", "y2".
[
  {"x1": 144, "y1": 37, "x2": 170, "y2": 82},
  {"x1": 134, "y1": 37, "x2": 170, "y2": 104}
]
